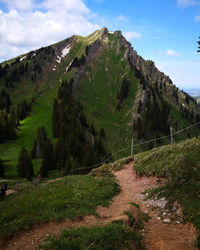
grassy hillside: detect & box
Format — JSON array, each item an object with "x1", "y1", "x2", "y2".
[
  {"x1": 0, "y1": 174, "x2": 119, "y2": 242},
  {"x1": 0, "y1": 28, "x2": 200, "y2": 180},
  {"x1": 0, "y1": 85, "x2": 57, "y2": 178},
  {"x1": 77, "y1": 31, "x2": 139, "y2": 155},
  {"x1": 134, "y1": 137, "x2": 200, "y2": 241},
  {"x1": 0, "y1": 33, "x2": 102, "y2": 179}
]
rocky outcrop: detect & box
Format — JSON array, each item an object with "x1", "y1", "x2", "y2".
[{"x1": 103, "y1": 31, "x2": 173, "y2": 87}]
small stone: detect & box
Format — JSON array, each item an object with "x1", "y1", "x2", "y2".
[
  {"x1": 176, "y1": 221, "x2": 180, "y2": 224},
  {"x1": 163, "y1": 218, "x2": 171, "y2": 223},
  {"x1": 157, "y1": 217, "x2": 161, "y2": 220},
  {"x1": 163, "y1": 212, "x2": 167, "y2": 216}
]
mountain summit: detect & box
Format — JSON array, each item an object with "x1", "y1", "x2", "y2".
[{"x1": 0, "y1": 27, "x2": 199, "y2": 177}]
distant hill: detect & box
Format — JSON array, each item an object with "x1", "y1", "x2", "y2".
[{"x1": 185, "y1": 89, "x2": 200, "y2": 97}]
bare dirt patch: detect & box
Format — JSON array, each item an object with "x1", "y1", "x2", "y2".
[
  {"x1": 3, "y1": 163, "x2": 197, "y2": 250},
  {"x1": 6, "y1": 189, "x2": 17, "y2": 196}
]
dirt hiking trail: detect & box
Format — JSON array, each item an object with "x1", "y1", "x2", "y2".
[{"x1": 3, "y1": 162, "x2": 197, "y2": 250}]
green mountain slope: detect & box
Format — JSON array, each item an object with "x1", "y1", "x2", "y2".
[
  {"x1": 134, "y1": 137, "x2": 200, "y2": 245},
  {"x1": 0, "y1": 27, "x2": 200, "y2": 179}
]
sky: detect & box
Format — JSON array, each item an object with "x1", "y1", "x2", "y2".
[{"x1": 0, "y1": 0, "x2": 199, "y2": 90}]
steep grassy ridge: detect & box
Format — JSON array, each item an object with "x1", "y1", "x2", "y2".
[
  {"x1": 0, "y1": 35, "x2": 98, "y2": 178},
  {"x1": 134, "y1": 137, "x2": 200, "y2": 234},
  {"x1": 77, "y1": 31, "x2": 139, "y2": 155}
]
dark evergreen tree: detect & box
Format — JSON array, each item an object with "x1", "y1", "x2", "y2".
[
  {"x1": 63, "y1": 157, "x2": 72, "y2": 176},
  {"x1": 41, "y1": 138, "x2": 54, "y2": 170},
  {"x1": 37, "y1": 126, "x2": 47, "y2": 157},
  {"x1": 119, "y1": 78, "x2": 130, "y2": 103},
  {"x1": 17, "y1": 146, "x2": 34, "y2": 180},
  {"x1": 52, "y1": 78, "x2": 108, "y2": 175},
  {"x1": 137, "y1": 118, "x2": 143, "y2": 139},
  {"x1": 54, "y1": 138, "x2": 66, "y2": 170},
  {"x1": 39, "y1": 138, "x2": 54, "y2": 178},
  {"x1": 0, "y1": 108, "x2": 17, "y2": 142},
  {"x1": 0, "y1": 158, "x2": 4, "y2": 177},
  {"x1": 198, "y1": 36, "x2": 200, "y2": 52},
  {"x1": 116, "y1": 103, "x2": 121, "y2": 111},
  {"x1": 17, "y1": 100, "x2": 31, "y2": 120},
  {"x1": 52, "y1": 98, "x2": 59, "y2": 138},
  {"x1": 80, "y1": 112, "x2": 88, "y2": 127},
  {"x1": 100, "y1": 127, "x2": 106, "y2": 139},
  {"x1": 39, "y1": 160, "x2": 48, "y2": 178},
  {"x1": 90, "y1": 123, "x2": 96, "y2": 136},
  {"x1": 0, "y1": 89, "x2": 11, "y2": 112},
  {"x1": 31, "y1": 140, "x2": 37, "y2": 159}
]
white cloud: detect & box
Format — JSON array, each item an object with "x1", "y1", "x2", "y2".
[
  {"x1": 123, "y1": 31, "x2": 141, "y2": 40},
  {"x1": 177, "y1": 0, "x2": 200, "y2": 8},
  {"x1": 195, "y1": 15, "x2": 200, "y2": 21},
  {"x1": 116, "y1": 15, "x2": 128, "y2": 22},
  {"x1": 42, "y1": 0, "x2": 90, "y2": 14},
  {"x1": 166, "y1": 49, "x2": 181, "y2": 57},
  {"x1": 0, "y1": 0, "x2": 34, "y2": 11},
  {"x1": 0, "y1": 0, "x2": 99, "y2": 61}
]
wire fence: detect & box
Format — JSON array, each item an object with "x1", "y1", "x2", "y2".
[
  {"x1": 71, "y1": 121, "x2": 200, "y2": 174},
  {"x1": 42, "y1": 121, "x2": 200, "y2": 247},
  {"x1": 69, "y1": 121, "x2": 200, "y2": 246}
]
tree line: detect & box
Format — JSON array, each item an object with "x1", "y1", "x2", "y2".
[
  {"x1": 16, "y1": 78, "x2": 107, "y2": 180},
  {"x1": 0, "y1": 89, "x2": 32, "y2": 143}
]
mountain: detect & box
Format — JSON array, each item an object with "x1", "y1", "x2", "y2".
[{"x1": 0, "y1": 27, "x2": 200, "y2": 179}]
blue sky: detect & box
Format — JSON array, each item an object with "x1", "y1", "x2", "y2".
[{"x1": 0, "y1": 0, "x2": 199, "y2": 89}]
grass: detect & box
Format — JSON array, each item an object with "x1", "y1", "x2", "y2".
[
  {"x1": 1, "y1": 29, "x2": 199, "y2": 180},
  {"x1": 134, "y1": 137, "x2": 200, "y2": 234},
  {"x1": 0, "y1": 37, "x2": 85, "y2": 179},
  {"x1": 77, "y1": 32, "x2": 138, "y2": 158},
  {"x1": 90, "y1": 156, "x2": 134, "y2": 177},
  {"x1": 39, "y1": 222, "x2": 144, "y2": 250},
  {"x1": 0, "y1": 175, "x2": 120, "y2": 241},
  {"x1": 134, "y1": 137, "x2": 200, "y2": 177},
  {"x1": 0, "y1": 85, "x2": 57, "y2": 179}
]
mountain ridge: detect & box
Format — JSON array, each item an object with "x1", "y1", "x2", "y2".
[{"x1": 0, "y1": 27, "x2": 199, "y2": 179}]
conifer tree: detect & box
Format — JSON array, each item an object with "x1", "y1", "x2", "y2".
[
  {"x1": 63, "y1": 157, "x2": 72, "y2": 176},
  {"x1": 0, "y1": 158, "x2": 4, "y2": 177},
  {"x1": 17, "y1": 146, "x2": 34, "y2": 180},
  {"x1": 52, "y1": 98, "x2": 59, "y2": 138},
  {"x1": 119, "y1": 78, "x2": 130, "y2": 103},
  {"x1": 100, "y1": 127, "x2": 106, "y2": 139},
  {"x1": 37, "y1": 126, "x2": 47, "y2": 157},
  {"x1": 40, "y1": 138, "x2": 54, "y2": 177},
  {"x1": 90, "y1": 123, "x2": 96, "y2": 136},
  {"x1": 43, "y1": 138, "x2": 54, "y2": 170},
  {"x1": 31, "y1": 140, "x2": 37, "y2": 159},
  {"x1": 198, "y1": 37, "x2": 200, "y2": 52},
  {"x1": 40, "y1": 159, "x2": 48, "y2": 178}
]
